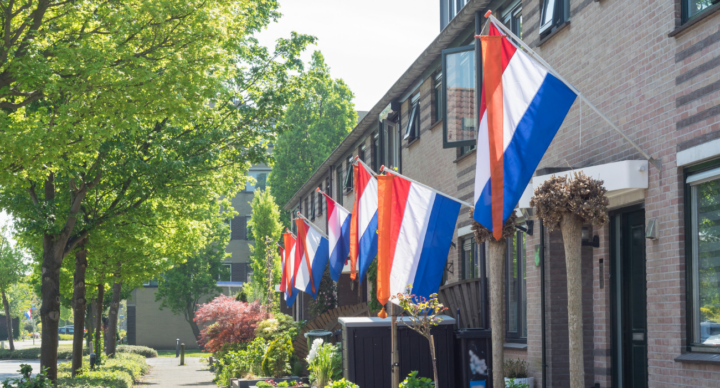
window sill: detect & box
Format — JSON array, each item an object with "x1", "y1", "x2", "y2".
[
  {"x1": 537, "y1": 21, "x2": 571, "y2": 47},
  {"x1": 504, "y1": 342, "x2": 528, "y2": 350},
  {"x1": 675, "y1": 352, "x2": 720, "y2": 365},
  {"x1": 669, "y1": 3, "x2": 720, "y2": 38},
  {"x1": 407, "y1": 137, "x2": 420, "y2": 148},
  {"x1": 454, "y1": 149, "x2": 476, "y2": 164},
  {"x1": 344, "y1": 188, "x2": 354, "y2": 196}
]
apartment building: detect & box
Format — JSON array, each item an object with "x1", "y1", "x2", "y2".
[
  {"x1": 284, "y1": 0, "x2": 720, "y2": 387},
  {"x1": 127, "y1": 164, "x2": 269, "y2": 349}
]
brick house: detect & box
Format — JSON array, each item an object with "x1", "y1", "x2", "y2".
[{"x1": 284, "y1": 0, "x2": 720, "y2": 386}]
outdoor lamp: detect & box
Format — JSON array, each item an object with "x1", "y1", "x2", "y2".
[{"x1": 581, "y1": 226, "x2": 600, "y2": 248}]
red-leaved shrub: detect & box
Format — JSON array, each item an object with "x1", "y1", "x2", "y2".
[{"x1": 194, "y1": 295, "x2": 268, "y2": 353}]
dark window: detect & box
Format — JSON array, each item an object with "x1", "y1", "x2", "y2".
[
  {"x1": 311, "y1": 191, "x2": 316, "y2": 219},
  {"x1": 372, "y1": 132, "x2": 381, "y2": 172},
  {"x1": 359, "y1": 145, "x2": 366, "y2": 163},
  {"x1": 404, "y1": 95, "x2": 420, "y2": 142},
  {"x1": 539, "y1": 0, "x2": 568, "y2": 35},
  {"x1": 231, "y1": 216, "x2": 245, "y2": 240},
  {"x1": 503, "y1": 3, "x2": 522, "y2": 39},
  {"x1": 686, "y1": 161, "x2": 720, "y2": 346},
  {"x1": 245, "y1": 215, "x2": 252, "y2": 240},
  {"x1": 317, "y1": 186, "x2": 324, "y2": 216},
  {"x1": 384, "y1": 121, "x2": 400, "y2": 170},
  {"x1": 304, "y1": 198, "x2": 308, "y2": 218},
  {"x1": 506, "y1": 230, "x2": 527, "y2": 341},
  {"x1": 684, "y1": 0, "x2": 715, "y2": 23},
  {"x1": 245, "y1": 171, "x2": 269, "y2": 192},
  {"x1": 458, "y1": 143, "x2": 477, "y2": 158},
  {"x1": 442, "y1": 44, "x2": 476, "y2": 148},
  {"x1": 435, "y1": 72, "x2": 443, "y2": 123},
  {"x1": 344, "y1": 156, "x2": 354, "y2": 192},
  {"x1": 336, "y1": 166, "x2": 344, "y2": 206},
  {"x1": 461, "y1": 237, "x2": 479, "y2": 279}
]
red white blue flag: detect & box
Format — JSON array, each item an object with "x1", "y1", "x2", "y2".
[
  {"x1": 320, "y1": 190, "x2": 351, "y2": 282},
  {"x1": 282, "y1": 232, "x2": 299, "y2": 307},
  {"x1": 474, "y1": 22, "x2": 576, "y2": 239},
  {"x1": 294, "y1": 218, "x2": 329, "y2": 299},
  {"x1": 349, "y1": 161, "x2": 378, "y2": 281}
]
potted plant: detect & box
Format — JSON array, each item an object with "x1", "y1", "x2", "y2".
[{"x1": 503, "y1": 359, "x2": 533, "y2": 388}]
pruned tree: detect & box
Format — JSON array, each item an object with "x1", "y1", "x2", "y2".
[
  {"x1": 530, "y1": 172, "x2": 608, "y2": 388},
  {"x1": 469, "y1": 209, "x2": 517, "y2": 388},
  {"x1": 194, "y1": 295, "x2": 266, "y2": 353}
]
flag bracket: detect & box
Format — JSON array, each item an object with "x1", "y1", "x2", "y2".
[{"x1": 295, "y1": 212, "x2": 329, "y2": 239}]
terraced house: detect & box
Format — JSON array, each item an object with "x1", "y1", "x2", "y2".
[{"x1": 284, "y1": 0, "x2": 720, "y2": 387}]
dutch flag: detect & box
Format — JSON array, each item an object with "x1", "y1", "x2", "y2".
[
  {"x1": 293, "y1": 218, "x2": 329, "y2": 299},
  {"x1": 350, "y1": 160, "x2": 379, "y2": 281},
  {"x1": 319, "y1": 189, "x2": 351, "y2": 282},
  {"x1": 473, "y1": 21, "x2": 577, "y2": 239}
]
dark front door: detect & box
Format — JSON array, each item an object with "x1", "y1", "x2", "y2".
[{"x1": 611, "y1": 208, "x2": 648, "y2": 388}]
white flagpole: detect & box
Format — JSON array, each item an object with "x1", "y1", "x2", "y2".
[
  {"x1": 380, "y1": 166, "x2": 474, "y2": 208},
  {"x1": 295, "y1": 211, "x2": 329, "y2": 239},
  {"x1": 353, "y1": 155, "x2": 379, "y2": 176},
  {"x1": 317, "y1": 188, "x2": 348, "y2": 212},
  {"x1": 485, "y1": 13, "x2": 661, "y2": 171}
]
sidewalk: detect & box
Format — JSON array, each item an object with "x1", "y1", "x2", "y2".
[
  {"x1": 141, "y1": 357, "x2": 214, "y2": 387},
  {"x1": 0, "y1": 360, "x2": 41, "y2": 381}
]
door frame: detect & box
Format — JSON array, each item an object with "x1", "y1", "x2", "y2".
[{"x1": 609, "y1": 203, "x2": 647, "y2": 388}]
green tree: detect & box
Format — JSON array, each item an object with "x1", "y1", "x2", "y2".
[
  {"x1": 268, "y1": 51, "x2": 357, "y2": 221},
  {"x1": 1, "y1": 22, "x2": 315, "y2": 381},
  {"x1": 155, "y1": 218, "x2": 231, "y2": 343},
  {"x1": 248, "y1": 189, "x2": 283, "y2": 305},
  {"x1": 0, "y1": 225, "x2": 29, "y2": 351}
]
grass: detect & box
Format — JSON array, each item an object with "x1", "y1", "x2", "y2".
[
  {"x1": 156, "y1": 349, "x2": 206, "y2": 358},
  {"x1": 0, "y1": 345, "x2": 79, "y2": 360}
]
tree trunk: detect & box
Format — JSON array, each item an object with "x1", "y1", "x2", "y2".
[
  {"x1": 561, "y1": 213, "x2": 585, "y2": 388},
  {"x1": 488, "y1": 238, "x2": 506, "y2": 388},
  {"x1": 1, "y1": 290, "x2": 14, "y2": 351},
  {"x1": 86, "y1": 300, "x2": 95, "y2": 351},
  {"x1": 71, "y1": 238, "x2": 88, "y2": 376},
  {"x1": 40, "y1": 236, "x2": 67, "y2": 382},
  {"x1": 185, "y1": 302, "x2": 201, "y2": 342},
  {"x1": 106, "y1": 279, "x2": 122, "y2": 357},
  {"x1": 428, "y1": 334, "x2": 439, "y2": 388},
  {"x1": 95, "y1": 284, "x2": 105, "y2": 361}
]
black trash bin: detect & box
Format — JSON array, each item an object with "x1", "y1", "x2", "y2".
[{"x1": 455, "y1": 328, "x2": 492, "y2": 388}]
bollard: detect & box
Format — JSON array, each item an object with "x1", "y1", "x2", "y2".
[
  {"x1": 176, "y1": 339, "x2": 180, "y2": 358},
  {"x1": 90, "y1": 353, "x2": 97, "y2": 370},
  {"x1": 180, "y1": 343, "x2": 185, "y2": 366}
]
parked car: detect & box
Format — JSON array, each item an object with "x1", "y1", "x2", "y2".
[{"x1": 58, "y1": 326, "x2": 75, "y2": 335}]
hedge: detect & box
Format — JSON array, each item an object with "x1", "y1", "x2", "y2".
[
  {"x1": 57, "y1": 353, "x2": 149, "y2": 388},
  {"x1": 116, "y1": 345, "x2": 158, "y2": 358}
]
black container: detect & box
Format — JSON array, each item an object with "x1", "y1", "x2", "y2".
[
  {"x1": 339, "y1": 316, "x2": 456, "y2": 388},
  {"x1": 455, "y1": 329, "x2": 493, "y2": 388}
]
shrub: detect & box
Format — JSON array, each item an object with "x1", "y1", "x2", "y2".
[
  {"x1": 58, "y1": 334, "x2": 74, "y2": 341},
  {"x1": 1, "y1": 364, "x2": 53, "y2": 388},
  {"x1": 505, "y1": 378, "x2": 529, "y2": 388},
  {"x1": 262, "y1": 336, "x2": 293, "y2": 378},
  {"x1": 256, "y1": 382, "x2": 274, "y2": 388},
  {"x1": 328, "y1": 379, "x2": 359, "y2": 388},
  {"x1": 116, "y1": 345, "x2": 158, "y2": 358},
  {"x1": 56, "y1": 353, "x2": 148, "y2": 388},
  {"x1": 213, "y1": 337, "x2": 268, "y2": 387},
  {"x1": 195, "y1": 295, "x2": 266, "y2": 353},
  {"x1": 255, "y1": 314, "x2": 299, "y2": 341},
  {"x1": 504, "y1": 359, "x2": 528, "y2": 379},
  {"x1": 306, "y1": 339, "x2": 338, "y2": 388},
  {"x1": 399, "y1": 371, "x2": 434, "y2": 388},
  {"x1": 0, "y1": 347, "x2": 79, "y2": 360}
]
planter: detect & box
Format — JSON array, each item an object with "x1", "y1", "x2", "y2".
[{"x1": 504, "y1": 377, "x2": 534, "y2": 388}]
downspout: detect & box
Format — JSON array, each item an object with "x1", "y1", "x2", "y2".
[{"x1": 540, "y1": 220, "x2": 547, "y2": 388}]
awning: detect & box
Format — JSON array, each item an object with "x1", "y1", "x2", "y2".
[{"x1": 519, "y1": 160, "x2": 649, "y2": 210}]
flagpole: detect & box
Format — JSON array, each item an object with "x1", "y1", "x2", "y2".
[
  {"x1": 317, "y1": 188, "x2": 348, "y2": 212},
  {"x1": 295, "y1": 212, "x2": 330, "y2": 239},
  {"x1": 380, "y1": 166, "x2": 474, "y2": 208},
  {"x1": 483, "y1": 12, "x2": 661, "y2": 171},
  {"x1": 352, "y1": 155, "x2": 379, "y2": 176}
]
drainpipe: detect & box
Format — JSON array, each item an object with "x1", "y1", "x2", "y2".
[{"x1": 540, "y1": 220, "x2": 547, "y2": 388}]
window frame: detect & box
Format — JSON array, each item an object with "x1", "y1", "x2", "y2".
[
  {"x1": 311, "y1": 191, "x2": 316, "y2": 220},
  {"x1": 219, "y1": 263, "x2": 232, "y2": 282},
  {"x1": 442, "y1": 44, "x2": 477, "y2": 149},
  {"x1": 502, "y1": 1, "x2": 523, "y2": 39},
  {"x1": 683, "y1": 0, "x2": 717, "y2": 24},
  {"x1": 539, "y1": 0, "x2": 568, "y2": 35},
  {"x1": 434, "y1": 71, "x2": 443, "y2": 123},
  {"x1": 685, "y1": 158, "x2": 720, "y2": 351},
  {"x1": 336, "y1": 166, "x2": 344, "y2": 206},
  {"x1": 344, "y1": 156, "x2": 354, "y2": 193},
  {"x1": 461, "y1": 237, "x2": 479, "y2": 280},
  {"x1": 506, "y1": 229, "x2": 527, "y2": 342},
  {"x1": 404, "y1": 94, "x2": 421, "y2": 141}
]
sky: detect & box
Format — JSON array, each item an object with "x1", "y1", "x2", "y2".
[{"x1": 256, "y1": 0, "x2": 441, "y2": 112}]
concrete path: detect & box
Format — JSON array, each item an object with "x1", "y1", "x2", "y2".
[
  {"x1": 141, "y1": 357, "x2": 215, "y2": 387},
  {"x1": 0, "y1": 360, "x2": 41, "y2": 381}
]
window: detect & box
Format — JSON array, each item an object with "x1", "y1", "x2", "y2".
[
  {"x1": 317, "y1": 186, "x2": 323, "y2": 216},
  {"x1": 442, "y1": 44, "x2": 476, "y2": 148},
  {"x1": 404, "y1": 94, "x2": 420, "y2": 141},
  {"x1": 435, "y1": 72, "x2": 443, "y2": 123},
  {"x1": 231, "y1": 216, "x2": 245, "y2": 240},
  {"x1": 458, "y1": 143, "x2": 477, "y2": 158},
  {"x1": 143, "y1": 279, "x2": 159, "y2": 287},
  {"x1": 245, "y1": 170, "x2": 269, "y2": 192},
  {"x1": 335, "y1": 166, "x2": 343, "y2": 206},
  {"x1": 503, "y1": 2, "x2": 523, "y2": 39},
  {"x1": 359, "y1": 145, "x2": 366, "y2": 163},
  {"x1": 539, "y1": 0, "x2": 568, "y2": 35},
  {"x1": 344, "y1": 156, "x2": 354, "y2": 192},
  {"x1": 245, "y1": 215, "x2": 252, "y2": 240},
  {"x1": 687, "y1": 163, "x2": 720, "y2": 346},
  {"x1": 506, "y1": 230, "x2": 527, "y2": 341},
  {"x1": 372, "y1": 132, "x2": 381, "y2": 172},
  {"x1": 219, "y1": 264, "x2": 232, "y2": 282},
  {"x1": 385, "y1": 121, "x2": 399, "y2": 169},
  {"x1": 461, "y1": 237, "x2": 479, "y2": 279},
  {"x1": 684, "y1": 0, "x2": 715, "y2": 23}
]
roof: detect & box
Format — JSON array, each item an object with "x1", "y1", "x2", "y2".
[{"x1": 283, "y1": 0, "x2": 491, "y2": 210}]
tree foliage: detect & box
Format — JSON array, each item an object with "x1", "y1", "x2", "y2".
[
  {"x1": 0, "y1": 225, "x2": 27, "y2": 296},
  {"x1": 268, "y1": 52, "x2": 357, "y2": 220},
  {"x1": 195, "y1": 295, "x2": 266, "y2": 353},
  {"x1": 248, "y1": 189, "x2": 283, "y2": 303}
]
